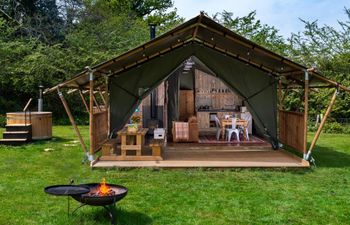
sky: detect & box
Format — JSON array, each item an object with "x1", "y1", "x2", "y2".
[{"x1": 172, "y1": 0, "x2": 349, "y2": 38}]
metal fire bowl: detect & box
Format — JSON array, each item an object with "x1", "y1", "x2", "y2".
[{"x1": 72, "y1": 183, "x2": 128, "y2": 206}]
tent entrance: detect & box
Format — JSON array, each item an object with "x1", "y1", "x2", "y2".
[
  {"x1": 109, "y1": 44, "x2": 279, "y2": 149},
  {"x1": 122, "y1": 55, "x2": 270, "y2": 147}
]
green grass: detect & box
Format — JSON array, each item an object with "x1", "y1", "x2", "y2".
[{"x1": 0, "y1": 126, "x2": 350, "y2": 225}]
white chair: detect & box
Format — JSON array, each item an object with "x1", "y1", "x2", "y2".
[
  {"x1": 240, "y1": 113, "x2": 251, "y2": 141},
  {"x1": 226, "y1": 118, "x2": 240, "y2": 142},
  {"x1": 214, "y1": 116, "x2": 222, "y2": 140}
]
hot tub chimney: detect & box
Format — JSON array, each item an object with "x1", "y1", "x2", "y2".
[{"x1": 38, "y1": 85, "x2": 44, "y2": 112}]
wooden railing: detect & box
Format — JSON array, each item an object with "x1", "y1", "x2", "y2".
[
  {"x1": 279, "y1": 110, "x2": 305, "y2": 153},
  {"x1": 92, "y1": 109, "x2": 108, "y2": 152},
  {"x1": 23, "y1": 98, "x2": 33, "y2": 126}
]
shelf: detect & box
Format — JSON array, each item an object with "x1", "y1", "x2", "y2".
[{"x1": 196, "y1": 92, "x2": 232, "y2": 95}]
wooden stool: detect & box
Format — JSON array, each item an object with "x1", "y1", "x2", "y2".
[{"x1": 101, "y1": 139, "x2": 117, "y2": 156}]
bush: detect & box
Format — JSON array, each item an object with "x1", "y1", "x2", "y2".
[
  {"x1": 0, "y1": 114, "x2": 6, "y2": 127},
  {"x1": 52, "y1": 114, "x2": 89, "y2": 126},
  {"x1": 323, "y1": 122, "x2": 346, "y2": 133},
  {"x1": 310, "y1": 122, "x2": 350, "y2": 134}
]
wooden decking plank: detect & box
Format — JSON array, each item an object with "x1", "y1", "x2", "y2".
[{"x1": 92, "y1": 149, "x2": 309, "y2": 168}]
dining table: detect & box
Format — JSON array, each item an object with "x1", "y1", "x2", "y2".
[
  {"x1": 220, "y1": 118, "x2": 249, "y2": 141},
  {"x1": 117, "y1": 128, "x2": 148, "y2": 157}
]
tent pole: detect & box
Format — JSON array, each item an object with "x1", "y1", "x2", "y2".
[
  {"x1": 89, "y1": 68, "x2": 95, "y2": 161},
  {"x1": 163, "y1": 80, "x2": 168, "y2": 145},
  {"x1": 105, "y1": 76, "x2": 110, "y2": 137},
  {"x1": 278, "y1": 79, "x2": 283, "y2": 110},
  {"x1": 93, "y1": 93, "x2": 102, "y2": 111},
  {"x1": 303, "y1": 71, "x2": 309, "y2": 159},
  {"x1": 78, "y1": 90, "x2": 90, "y2": 113},
  {"x1": 57, "y1": 89, "x2": 88, "y2": 157},
  {"x1": 306, "y1": 88, "x2": 338, "y2": 160},
  {"x1": 99, "y1": 90, "x2": 107, "y2": 106},
  {"x1": 281, "y1": 88, "x2": 289, "y2": 110}
]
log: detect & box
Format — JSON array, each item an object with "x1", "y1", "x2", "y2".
[
  {"x1": 57, "y1": 89, "x2": 88, "y2": 154},
  {"x1": 303, "y1": 71, "x2": 309, "y2": 155},
  {"x1": 307, "y1": 89, "x2": 338, "y2": 156}
]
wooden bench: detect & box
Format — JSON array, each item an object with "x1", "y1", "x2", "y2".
[
  {"x1": 101, "y1": 139, "x2": 117, "y2": 156},
  {"x1": 149, "y1": 139, "x2": 164, "y2": 159}
]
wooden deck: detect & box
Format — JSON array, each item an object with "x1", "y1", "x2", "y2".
[{"x1": 92, "y1": 145, "x2": 309, "y2": 168}]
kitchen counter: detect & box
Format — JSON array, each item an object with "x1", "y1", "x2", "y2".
[{"x1": 197, "y1": 109, "x2": 239, "y2": 112}]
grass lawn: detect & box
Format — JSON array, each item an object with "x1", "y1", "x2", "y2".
[{"x1": 0, "y1": 126, "x2": 350, "y2": 225}]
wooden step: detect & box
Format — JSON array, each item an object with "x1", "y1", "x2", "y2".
[
  {"x1": 0, "y1": 138, "x2": 29, "y2": 145},
  {"x1": 5, "y1": 124, "x2": 32, "y2": 132},
  {"x1": 3, "y1": 131, "x2": 31, "y2": 140}
]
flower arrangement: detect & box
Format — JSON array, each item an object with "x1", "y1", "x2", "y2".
[
  {"x1": 127, "y1": 123, "x2": 138, "y2": 133},
  {"x1": 131, "y1": 115, "x2": 141, "y2": 124}
]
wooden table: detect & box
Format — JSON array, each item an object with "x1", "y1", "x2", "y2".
[
  {"x1": 117, "y1": 128, "x2": 148, "y2": 157},
  {"x1": 220, "y1": 118, "x2": 248, "y2": 141}
]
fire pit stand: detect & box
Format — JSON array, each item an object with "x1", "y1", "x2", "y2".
[
  {"x1": 44, "y1": 185, "x2": 90, "y2": 217},
  {"x1": 45, "y1": 183, "x2": 128, "y2": 225},
  {"x1": 69, "y1": 199, "x2": 118, "y2": 224}
]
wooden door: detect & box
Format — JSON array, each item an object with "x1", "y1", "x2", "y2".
[
  {"x1": 197, "y1": 112, "x2": 209, "y2": 129},
  {"x1": 179, "y1": 90, "x2": 194, "y2": 121}
]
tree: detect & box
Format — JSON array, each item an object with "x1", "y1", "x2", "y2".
[
  {"x1": 0, "y1": 0, "x2": 182, "y2": 121},
  {"x1": 0, "y1": 0, "x2": 65, "y2": 43},
  {"x1": 213, "y1": 11, "x2": 288, "y2": 55},
  {"x1": 287, "y1": 8, "x2": 350, "y2": 118}
]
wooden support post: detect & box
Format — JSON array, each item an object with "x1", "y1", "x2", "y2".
[
  {"x1": 89, "y1": 69, "x2": 95, "y2": 159},
  {"x1": 303, "y1": 71, "x2": 309, "y2": 158},
  {"x1": 78, "y1": 90, "x2": 90, "y2": 113},
  {"x1": 57, "y1": 89, "x2": 88, "y2": 155},
  {"x1": 306, "y1": 89, "x2": 338, "y2": 159}
]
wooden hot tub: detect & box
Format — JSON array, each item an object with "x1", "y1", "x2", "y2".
[{"x1": 6, "y1": 112, "x2": 52, "y2": 140}]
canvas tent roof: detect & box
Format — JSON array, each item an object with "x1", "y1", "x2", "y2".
[{"x1": 44, "y1": 13, "x2": 350, "y2": 94}]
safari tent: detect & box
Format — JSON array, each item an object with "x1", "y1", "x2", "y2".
[{"x1": 45, "y1": 13, "x2": 350, "y2": 168}]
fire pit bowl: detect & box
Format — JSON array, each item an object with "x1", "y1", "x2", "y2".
[{"x1": 72, "y1": 183, "x2": 128, "y2": 206}]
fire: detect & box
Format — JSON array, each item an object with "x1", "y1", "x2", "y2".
[{"x1": 98, "y1": 178, "x2": 110, "y2": 196}]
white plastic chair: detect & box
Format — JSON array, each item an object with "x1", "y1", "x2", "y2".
[
  {"x1": 226, "y1": 118, "x2": 240, "y2": 142},
  {"x1": 214, "y1": 116, "x2": 222, "y2": 140}
]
